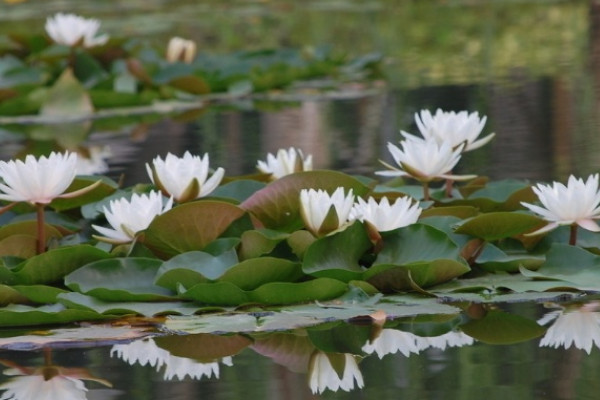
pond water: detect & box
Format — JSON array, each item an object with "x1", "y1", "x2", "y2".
[{"x1": 1, "y1": 0, "x2": 600, "y2": 399}]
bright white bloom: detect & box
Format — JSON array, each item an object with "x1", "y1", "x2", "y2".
[
  {"x1": 376, "y1": 136, "x2": 475, "y2": 182},
  {"x1": 308, "y1": 352, "x2": 363, "y2": 394},
  {"x1": 521, "y1": 174, "x2": 600, "y2": 235},
  {"x1": 0, "y1": 374, "x2": 88, "y2": 400},
  {"x1": 75, "y1": 146, "x2": 111, "y2": 175},
  {"x1": 299, "y1": 187, "x2": 354, "y2": 236},
  {"x1": 45, "y1": 13, "x2": 109, "y2": 48},
  {"x1": 111, "y1": 338, "x2": 232, "y2": 380},
  {"x1": 538, "y1": 303, "x2": 600, "y2": 354},
  {"x1": 257, "y1": 147, "x2": 313, "y2": 179},
  {"x1": 0, "y1": 152, "x2": 78, "y2": 204},
  {"x1": 166, "y1": 37, "x2": 197, "y2": 63},
  {"x1": 412, "y1": 108, "x2": 495, "y2": 152},
  {"x1": 146, "y1": 152, "x2": 225, "y2": 203},
  {"x1": 362, "y1": 329, "x2": 422, "y2": 358},
  {"x1": 349, "y1": 196, "x2": 422, "y2": 232},
  {"x1": 92, "y1": 191, "x2": 173, "y2": 244}
]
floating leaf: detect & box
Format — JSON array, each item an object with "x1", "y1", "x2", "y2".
[
  {"x1": 212, "y1": 179, "x2": 266, "y2": 203},
  {"x1": 58, "y1": 292, "x2": 198, "y2": 316},
  {"x1": 475, "y1": 242, "x2": 545, "y2": 272},
  {"x1": 219, "y1": 258, "x2": 303, "y2": 290},
  {"x1": 140, "y1": 201, "x2": 247, "y2": 259},
  {"x1": 520, "y1": 244, "x2": 600, "y2": 291},
  {"x1": 0, "y1": 285, "x2": 28, "y2": 306},
  {"x1": 0, "y1": 304, "x2": 110, "y2": 328},
  {"x1": 65, "y1": 257, "x2": 174, "y2": 301},
  {"x1": 454, "y1": 212, "x2": 544, "y2": 241},
  {"x1": 250, "y1": 278, "x2": 348, "y2": 305},
  {"x1": 13, "y1": 245, "x2": 111, "y2": 285},
  {"x1": 154, "y1": 249, "x2": 239, "y2": 290},
  {"x1": 180, "y1": 281, "x2": 249, "y2": 306},
  {"x1": 238, "y1": 229, "x2": 290, "y2": 260},
  {"x1": 460, "y1": 310, "x2": 546, "y2": 344},
  {"x1": 13, "y1": 285, "x2": 68, "y2": 304},
  {"x1": 303, "y1": 222, "x2": 371, "y2": 282},
  {"x1": 240, "y1": 171, "x2": 370, "y2": 231}
]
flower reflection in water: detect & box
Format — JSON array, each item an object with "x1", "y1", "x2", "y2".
[
  {"x1": 308, "y1": 352, "x2": 364, "y2": 395},
  {"x1": 110, "y1": 338, "x2": 233, "y2": 380},
  {"x1": 538, "y1": 301, "x2": 600, "y2": 354},
  {"x1": 363, "y1": 329, "x2": 474, "y2": 359},
  {"x1": 0, "y1": 349, "x2": 111, "y2": 400}
]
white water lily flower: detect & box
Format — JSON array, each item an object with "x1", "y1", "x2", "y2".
[
  {"x1": 92, "y1": 191, "x2": 173, "y2": 244},
  {"x1": 0, "y1": 152, "x2": 78, "y2": 205},
  {"x1": 538, "y1": 303, "x2": 600, "y2": 354},
  {"x1": 412, "y1": 108, "x2": 495, "y2": 152},
  {"x1": 257, "y1": 147, "x2": 313, "y2": 179},
  {"x1": 299, "y1": 187, "x2": 354, "y2": 237},
  {"x1": 349, "y1": 196, "x2": 422, "y2": 232},
  {"x1": 146, "y1": 151, "x2": 225, "y2": 203},
  {"x1": 111, "y1": 338, "x2": 233, "y2": 381},
  {"x1": 45, "y1": 13, "x2": 109, "y2": 48},
  {"x1": 376, "y1": 136, "x2": 475, "y2": 182},
  {"x1": 166, "y1": 37, "x2": 197, "y2": 63},
  {"x1": 521, "y1": 174, "x2": 600, "y2": 235},
  {"x1": 308, "y1": 352, "x2": 364, "y2": 394}
]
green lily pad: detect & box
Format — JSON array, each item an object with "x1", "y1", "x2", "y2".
[
  {"x1": 240, "y1": 170, "x2": 370, "y2": 231},
  {"x1": 220, "y1": 257, "x2": 303, "y2": 290},
  {"x1": 140, "y1": 201, "x2": 247, "y2": 259},
  {"x1": 39, "y1": 68, "x2": 94, "y2": 118},
  {"x1": 454, "y1": 212, "x2": 544, "y2": 241},
  {"x1": 238, "y1": 229, "x2": 290, "y2": 260},
  {"x1": 0, "y1": 285, "x2": 28, "y2": 306},
  {"x1": 58, "y1": 292, "x2": 199, "y2": 316},
  {"x1": 475, "y1": 242, "x2": 545, "y2": 272},
  {"x1": 211, "y1": 179, "x2": 266, "y2": 203},
  {"x1": 0, "y1": 303, "x2": 111, "y2": 328},
  {"x1": 520, "y1": 244, "x2": 600, "y2": 291},
  {"x1": 13, "y1": 245, "x2": 111, "y2": 285},
  {"x1": 65, "y1": 257, "x2": 174, "y2": 301},
  {"x1": 303, "y1": 222, "x2": 372, "y2": 282},
  {"x1": 154, "y1": 249, "x2": 239, "y2": 291}
]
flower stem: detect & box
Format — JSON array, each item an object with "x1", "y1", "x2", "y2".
[
  {"x1": 36, "y1": 203, "x2": 46, "y2": 254},
  {"x1": 569, "y1": 224, "x2": 578, "y2": 246},
  {"x1": 445, "y1": 178, "x2": 454, "y2": 198},
  {"x1": 423, "y1": 182, "x2": 430, "y2": 201}
]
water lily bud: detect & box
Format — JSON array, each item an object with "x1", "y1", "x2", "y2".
[
  {"x1": 299, "y1": 187, "x2": 354, "y2": 237},
  {"x1": 146, "y1": 151, "x2": 225, "y2": 203},
  {"x1": 166, "y1": 37, "x2": 197, "y2": 64}
]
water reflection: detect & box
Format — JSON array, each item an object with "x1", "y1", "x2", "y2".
[
  {"x1": 538, "y1": 301, "x2": 600, "y2": 355},
  {"x1": 111, "y1": 338, "x2": 233, "y2": 381},
  {"x1": 2, "y1": 301, "x2": 600, "y2": 399},
  {"x1": 0, "y1": 348, "x2": 111, "y2": 400}
]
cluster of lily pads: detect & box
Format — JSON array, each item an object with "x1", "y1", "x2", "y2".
[
  {"x1": 0, "y1": 104, "x2": 598, "y2": 328},
  {"x1": 0, "y1": 13, "x2": 382, "y2": 117}
]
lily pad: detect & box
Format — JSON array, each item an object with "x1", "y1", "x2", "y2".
[
  {"x1": 155, "y1": 333, "x2": 253, "y2": 362},
  {"x1": 65, "y1": 257, "x2": 174, "y2": 301},
  {"x1": 454, "y1": 212, "x2": 544, "y2": 241},
  {"x1": 154, "y1": 249, "x2": 239, "y2": 291},
  {"x1": 302, "y1": 222, "x2": 372, "y2": 282},
  {"x1": 240, "y1": 170, "x2": 370, "y2": 231},
  {"x1": 141, "y1": 201, "x2": 247, "y2": 259}
]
